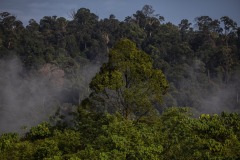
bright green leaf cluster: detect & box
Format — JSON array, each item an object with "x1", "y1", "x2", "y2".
[{"x1": 1, "y1": 108, "x2": 240, "y2": 159}]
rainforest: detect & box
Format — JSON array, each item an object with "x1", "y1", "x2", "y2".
[{"x1": 0, "y1": 5, "x2": 240, "y2": 159}]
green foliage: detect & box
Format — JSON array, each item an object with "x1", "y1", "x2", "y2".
[
  {"x1": 94, "y1": 114, "x2": 163, "y2": 159},
  {"x1": 28, "y1": 122, "x2": 52, "y2": 140},
  {"x1": 1, "y1": 108, "x2": 240, "y2": 159},
  {"x1": 52, "y1": 129, "x2": 81, "y2": 155},
  {"x1": 74, "y1": 112, "x2": 164, "y2": 159},
  {"x1": 0, "y1": 5, "x2": 240, "y2": 160},
  {"x1": 159, "y1": 108, "x2": 240, "y2": 159},
  {"x1": 0, "y1": 133, "x2": 19, "y2": 151},
  {"x1": 1, "y1": 5, "x2": 239, "y2": 109},
  {"x1": 34, "y1": 139, "x2": 62, "y2": 159},
  {"x1": 89, "y1": 39, "x2": 168, "y2": 119}
]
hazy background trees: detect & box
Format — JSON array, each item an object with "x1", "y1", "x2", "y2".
[{"x1": 0, "y1": 4, "x2": 240, "y2": 159}]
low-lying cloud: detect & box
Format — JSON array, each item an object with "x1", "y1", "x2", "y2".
[
  {"x1": 0, "y1": 58, "x2": 63, "y2": 134},
  {"x1": 0, "y1": 57, "x2": 101, "y2": 134}
]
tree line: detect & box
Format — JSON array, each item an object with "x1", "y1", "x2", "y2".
[
  {"x1": 0, "y1": 5, "x2": 239, "y2": 110},
  {"x1": 0, "y1": 4, "x2": 240, "y2": 159}
]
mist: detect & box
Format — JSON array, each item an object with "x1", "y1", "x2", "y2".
[
  {"x1": 170, "y1": 60, "x2": 240, "y2": 114},
  {"x1": 0, "y1": 57, "x2": 101, "y2": 134},
  {"x1": 198, "y1": 74, "x2": 240, "y2": 114},
  {"x1": 199, "y1": 86, "x2": 238, "y2": 113},
  {"x1": 0, "y1": 58, "x2": 59, "y2": 133},
  {"x1": 0, "y1": 55, "x2": 239, "y2": 134}
]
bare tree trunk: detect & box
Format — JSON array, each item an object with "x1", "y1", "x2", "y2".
[
  {"x1": 207, "y1": 69, "x2": 210, "y2": 82},
  {"x1": 7, "y1": 41, "x2": 11, "y2": 49}
]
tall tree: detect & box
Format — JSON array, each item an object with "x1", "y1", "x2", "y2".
[
  {"x1": 86, "y1": 39, "x2": 168, "y2": 119},
  {"x1": 0, "y1": 12, "x2": 24, "y2": 50},
  {"x1": 178, "y1": 19, "x2": 192, "y2": 42},
  {"x1": 220, "y1": 16, "x2": 237, "y2": 46}
]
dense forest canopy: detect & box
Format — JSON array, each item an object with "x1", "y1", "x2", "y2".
[{"x1": 0, "y1": 5, "x2": 240, "y2": 159}]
